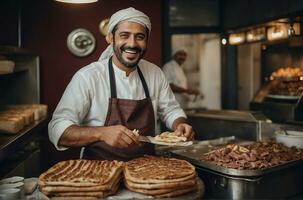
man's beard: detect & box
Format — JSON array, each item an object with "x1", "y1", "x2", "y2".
[{"x1": 113, "y1": 41, "x2": 146, "y2": 68}]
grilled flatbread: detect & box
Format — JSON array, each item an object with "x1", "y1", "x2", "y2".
[
  {"x1": 124, "y1": 176, "x2": 196, "y2": 189},
  {"x1": 44, "y1": 180, "x2": 119, "y2": 198},
  {"x1": 124, "y1": 156, "x2": 196, "y2": 184},
  {"x1": 46, "y1": 191, "x2": 106, "y2": 197},
  {"x1": 41, "y1": 170, "x2": 121, "y2": 193},
  {"x1": 154, "y1": 131, "x2": 187, "y2": 143},
  {"x1": 125, "y1": 180, "x2": 195, "y2": 196},
  {"x1": 39, "y1": 160, "x2": 123, "y2": 187},
  {"x1": 156, "y1": 184, "x2": 197, "y2": 198}
]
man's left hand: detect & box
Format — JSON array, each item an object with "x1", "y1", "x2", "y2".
[{"x1": 174, "y1": 123, "x2": 194, "y2": 140}]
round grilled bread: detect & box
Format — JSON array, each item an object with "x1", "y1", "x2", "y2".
[
  {"x1": 124, "y1": 176, "x2": 196, "y2": 189},
  {"x1": 124, "y1": 156, "x2": 196, "y2": 184},
  {"x1": 39, "y1": 160, "x2": 123, "y2": 187}
]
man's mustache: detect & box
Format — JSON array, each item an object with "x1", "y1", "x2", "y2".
[{"x1": 121, "y1": 46, "x2": 142, "y2": 54}]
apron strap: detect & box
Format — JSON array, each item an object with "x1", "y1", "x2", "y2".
[
  {"x1": 108, "y1": 57, "x2": 117, "y2": 98},
  {"x1": 108, "y1": 57, "x2": 150, "y2": 98},
  {"x1": 137, "y1": 66, "x2": 150, "y2": 98}
]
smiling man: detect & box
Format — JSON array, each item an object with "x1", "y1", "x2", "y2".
[{"x1": 48, "y1": 7, "x2": 194, "y2": 161}]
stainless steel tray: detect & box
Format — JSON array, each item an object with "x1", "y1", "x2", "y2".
[
  {"x1": 266, "y1": 94, "x2": 301, "y2": 100},
  {"x1": 170, "y1": 141, "x2": 303, "y2": 177}
]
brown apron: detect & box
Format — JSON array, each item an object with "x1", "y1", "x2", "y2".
[{"x1": 83, "y1": 57, "x2": 155, "y2": 161}]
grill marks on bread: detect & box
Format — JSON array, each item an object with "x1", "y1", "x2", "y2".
[
  {"x1": 39, "y1": 157, "x2": 200, "y2": 198},
  {"x1": 124, "y1": 156, "x2": 198, "y2": 197},
  {"x1": 39, "y1": 160, "x2": 123, "y2": 187},
  {"x1": 124, "y1": 156, "x2": 195, "y2": 183}
]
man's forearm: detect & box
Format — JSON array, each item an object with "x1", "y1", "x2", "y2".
[
  {"x1": 172, "y1": 117, "x2": 187, "y2": 131},
  {"x1": 170, "y1": 84, "x2": 199, "y2": 95},
  {"x1": 170, "y1": 83, "x2": 187, "y2": 93},
  {"x1": 58, "y1": 125, "x2": 106, "y2": 147}
]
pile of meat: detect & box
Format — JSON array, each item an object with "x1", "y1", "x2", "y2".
[{"x1": 201, "y1": 142, "x2": 303, "y2": 170}]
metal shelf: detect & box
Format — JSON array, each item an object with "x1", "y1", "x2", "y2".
[{"x1": 0, "y1": 117, "x2": 48, "y2": 162}]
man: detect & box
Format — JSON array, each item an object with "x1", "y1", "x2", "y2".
[
  {"x1": 162, "y1": 48, "x2": 200, "y2": 108},
  {"x1": 48, "y1": 7, "x2": 194, "y2": 161}
]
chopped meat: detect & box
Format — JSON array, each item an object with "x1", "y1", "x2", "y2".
[
  {"x1": 260, "y1": 151, "x2": 269, "y2": 157},
  {"x1": 201, "y1": 141, "x2": 303, "y2": 170}
]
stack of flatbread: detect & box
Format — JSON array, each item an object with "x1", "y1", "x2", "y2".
[
  {"x1": 38, "y1": 159, "x2": 123, "y2": 199},
  {"x1": 124, "y1": 155, "x2": 197, "y2": 198}
]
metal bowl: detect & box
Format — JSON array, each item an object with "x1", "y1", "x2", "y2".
[{"x1": 275, "y1": 130, "x2": 303, "y2": 148}]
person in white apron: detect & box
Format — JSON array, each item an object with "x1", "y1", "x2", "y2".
[
  {"x1": 48, "y1": 8, "x2": 194, "y2": 160},
  {"x1": 162, "y1": 49, "x2": 200, "y2": 108}
]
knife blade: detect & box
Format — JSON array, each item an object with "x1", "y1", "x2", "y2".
[{"x1": 138, "y1": 135, "x2": 151, "y2": 143}]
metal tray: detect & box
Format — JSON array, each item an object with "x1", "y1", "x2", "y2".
[
  {"x1": 268, "y1": 75, "x2": 303, "y2": 82},
  {"x1": 170, "y1": 142, "x2": 303, "y2": 177},
  {"x1": 266, "y1": 94, "x2": 301, "y2": 100}
]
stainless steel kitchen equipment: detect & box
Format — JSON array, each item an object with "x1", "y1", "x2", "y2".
[
  {"x1": 0, "y1": 46, "x2": 44, "y2": 179},
  {"x1": 0, "y1": 46, "x2": 40, "y2": 105},
  {"x1": 186, "y1": 110, "x2": 274, "y2": 141},
  {"x1": 251, "y1": 79, "x2": 303, "y2": 123},
  {"x1": 275, "y1": 128, "x2": 303, "y2": 148},
  {"x1": 249, "y1": 42, "x2": 303, "y2": 123},
  {"x1": 170, "y1": 140, "x2": 303, "y2": 199}
]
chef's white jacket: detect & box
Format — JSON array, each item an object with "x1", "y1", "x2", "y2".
[
  {"x1": 162, "y1": 60, "x2": 188, "y2": 108},
  {"x1": 48, "y1": 58, "x2": 186, "y2": 150}
]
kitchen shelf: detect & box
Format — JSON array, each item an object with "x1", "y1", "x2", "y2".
[
  {"x1": 0, "y1": 46, "x2": 36, "y2": 56},
  {"x1": 0, "y1": 117, "x2": 48, "y2": 162},
  {"x1": 0, "y1": 68, "x2": 28, "y2": 77}
]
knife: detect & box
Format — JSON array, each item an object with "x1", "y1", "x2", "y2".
[{"x1": 138, "y1": 135, "x2": 152, "y2": 143}]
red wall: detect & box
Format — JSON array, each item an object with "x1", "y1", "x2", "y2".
[
  {"x1": 21, "y1": 0, "x2": 162, "y2": 112},
  {"x1": 15, "y1": 0, "x2": 162, "y2": 167}
]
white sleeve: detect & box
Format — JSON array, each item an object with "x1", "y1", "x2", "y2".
[
  {"x1": 162, "y1": 63, "x2": 174, "y2": 84},
  {"x1": 157, "y1": 70, "x2": 186, "y2": 129},
  {"x1": 48, "y1": 71, "x2": 91, "y2": 151}
]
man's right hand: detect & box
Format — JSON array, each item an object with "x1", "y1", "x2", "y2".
[{"x1": 99, "y1": 125, "x2": 140, "y2": 148}]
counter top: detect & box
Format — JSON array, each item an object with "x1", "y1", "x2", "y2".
[{"x1": 0, "y1": 117, "x2": 48, "y2": 162}]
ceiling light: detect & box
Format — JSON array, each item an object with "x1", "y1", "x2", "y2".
[
  {"x1": 221, "y1": 38, "x2": 227, "y2": 45},
  {"x1": 246, "y1": 27, "x2": 266, "y2": 42},
  {"x1": 267, "y1": 24, "x2": 288, "y2": 41},
  {"x1": 55, "y1": 0, "x2": 98, "y2": 4},
  {"x1": 229, "y1": 33, "x2": 245, "y2": 45}
]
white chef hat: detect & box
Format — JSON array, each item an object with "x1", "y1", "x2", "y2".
[
  {"x1": 171, "y1": 48, "x2": 187, "y2": 57},
  {"x1": 99, "y1": 7, "x2": 151, "y2": 61}
]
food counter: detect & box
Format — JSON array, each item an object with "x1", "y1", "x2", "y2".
[
  {"x1": 19, "y1": 156, "x2": 205, "y2": 200},
  {"x1": 158, "y1": 109, "x2": 303, "y2": 199},
  {"x1": 2, "y1": 109, "x2": 303, "y2": 199},
  {"x1": 169, "y1": 139, "x2": 303, "y2": 199},
  {"x1": 251, "y1": 67, "x2": 303, "y2": 122}
]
